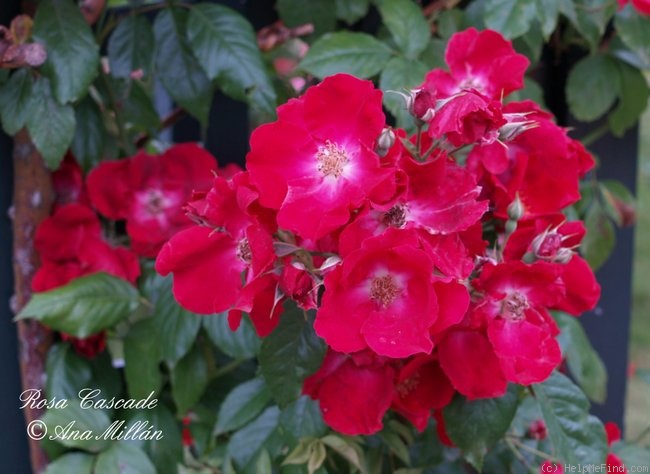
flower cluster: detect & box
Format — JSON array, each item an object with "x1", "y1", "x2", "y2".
[
  {"x1": 32, "y1": 144, "x2": 220, "y2": 357},
  {"x1": 157, "y1": 28, "x2": 601, "y2": 436}
]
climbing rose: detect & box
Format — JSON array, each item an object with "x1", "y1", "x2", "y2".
[
  {"x1": 247, "y1": 73, "x2": 395, "y2": 241},
  {"x1": 422, "y1": 27, "x2": 529, "y2": 100},
  {"x1": 87, "y1": 143, "x2": 217, "y2": 257}
]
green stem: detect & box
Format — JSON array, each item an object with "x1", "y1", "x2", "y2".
[
  {"x1": 213, "y1": 358, "x2": 246, "y2": 378},
  {"x1": 505, "y1": 438, "x2": 537, "y2": 474},
  {"x1": 581, "y1": 123, "x2": 610, "y2": 147},
  {"x1": 101, "y1": 72, "x2": 135, "y2": 156},
  {"x1": 508, "y1": 437, "x2": 558, "y2": 462}
]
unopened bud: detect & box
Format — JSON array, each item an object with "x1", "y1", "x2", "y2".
[
  {"x1": 410, "y1": 88, "x2": 436, "y2": 122},
  {"x1": 499, "y1": 116, "x2": 538, "y2": 142},
  {"x1": 507, "y1": 195, "x2": 524, "y2": 221},
  {"x1": 376, "y1": 127, "x2": 396, "y2": 157},
  {"x1": 529, "y1": 228, "x2": 575, "y2": 263},
  {"x1": 527, "y1": 419, "x2": 547, "y2": 440}
]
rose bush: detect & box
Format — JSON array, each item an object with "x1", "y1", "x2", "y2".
[{"x1": 3, "y1": 0, "x2": 650, "y2": 473}]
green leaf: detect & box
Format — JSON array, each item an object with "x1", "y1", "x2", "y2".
[
  {"x1": 44, "y1": 452, "x2": 95, "y2": 474},
  {"x1": 122, "y1": 81, "x2": 161, "y2": 134},
  {"x1": 514, "y1": 20, "x2": 544, "y2": 63},
  {"x1": 484, "y1": 0, "x2": 537, "y2": 39},
  {"x1": 378, "y1": 430, "x2": 411, "y2": 465},
  {"x1": 45, "y1": 343, "x2": 92, "y2": 400},
  {"x1": 570, "y1": 0, "x2": 616, "y2": 51},
  {"x1": 127, "y1": 404, "x2": 182, "y2": 474},
  {"x1": 612, "y1": 442, "x2": 650, "y2": 468},
  {"x1": 0, "y1": 69, "x2": 34, "y2": 135},
  {"x1": 259, "y1": 305, "x2": 327, "y2": 407},
  {"x1": 506, "y1": 77, "x2": 545, "y2": 105},
  {"x1": 280, "y1": 395, "x2": 328, "y2": 439},
  {"x1": 300, "y1": 32, "x2": 394, "y2": 79},
  {"x1": 615, "y1": 5, "x2": 650, "y2": 67},
  {"x1": 418, "y1": 39, "x2": 447, "y2": 70},
  {"x1": 72, "y1": 96, "x2": 105, "y2": 172},
  {"x1": 25, "y1": 77, "x2": 75, "y2": 170},
  {"x1": 153, "y1": 8, "x2": 212, "y2": 126},
  {"x1": 42, "y1": 399, "x2": 112, "y2": 452},
  {"x1": 375, "y1": 0, "x2": 430, "y2": 58},
  {"x1": 609, "y1": 60, "x2": 650, "y2": 137},
  {"x1": 228, "y1": 406, "x2": 281, "y2": 469},
  {"x1": 89, "y1": 351, "x2": 123, "y2": 402},
  {"x1": 533, "y1": 372, "x2": 608, "y2": 465},
  {"x1": 33, "y1": 0, "x2": 99, "y2": 104},
  {"x1": 566, "y1": 54, "x2": 621, "y2": 122},
  {"x1": 442, "y1": 385, "x2": 519, "y2": 471},
  {"x1": 335, "y1": 0, "x2": 370, "y2": 24},
  {"x1": 171, "y1": 343, "x2": 209, "y2": 414},
  {"x1": 379, "y1": 56, "x2": 429, "y2": 131},
  {"x1": 436, "y1": 10, "x2": 465, "y2": 40},
  {"x1": 277, "y1": 0, "x2": 337, "y2": 36},
  {"x1": 187, "y1": 4, "x2": 277, "y2": 116},
  {"x1": 215, "y1": 378, "x2": 272, "y2": 435},
  {"x1": 124, "y1": 316, "x2": 163, "y2": 400},
  {"x1": 536, "y1": 0, "x2": 562, "y2": 38},
  {"x1": 16, "y1": 272, "x2": 140, "y2": 338},
  {"x1": 95, "y1": 442, "x2": 156, "y2": 474},
  {"x1": 554, "y1": 312, "x2": 607, "y2": 403},
  {"x1": 142, "y1": 274, "x2": 201, "y2": 367},
  {"x1": 581, "y1": 204, "x2": 616, "y2": 270},
  {"x1": 108, "y1": 15, "x2": 154, "y2": 78},
  {"x1": 203, "y1": 313, "x2": 261, "y2": 359},
  {"x1": 321, "y1": 435, "x2": 366, "y2": 473}
]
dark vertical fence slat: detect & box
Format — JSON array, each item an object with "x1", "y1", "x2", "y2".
[{"x1": 579, "y1": 126, "x2": 638, "y2": 426}]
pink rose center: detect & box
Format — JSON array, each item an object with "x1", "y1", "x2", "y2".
[
  {"x1": 382, "y1": 204, "x2": 407, "y2": 229},
  {"x1": 500, "y1": 291, "x2": 529, "y2": 321},
  {"x1": 458, "y1": 75, "x2": 486, "y2": 94},
  {"x1": 236, "y1": 238, "x2": 252, "y2": 264},
  {"x1": 396, "y1": 373, "x2": 421, "y2": 398},
  {"x1": 316, "y1": 140, "x2": 348, "y2": 178},
  {"x1": 145, "y1": 189, "x2": 167, "y2": 215},
  {"x1": 370, "y1": 274, "x2": 401, "y2": 308}
]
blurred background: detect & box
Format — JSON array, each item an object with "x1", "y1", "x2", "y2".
[{"x1": 627, "y1": 81, "x2": 650, "y2": 445}]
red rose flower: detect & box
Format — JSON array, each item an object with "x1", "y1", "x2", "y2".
[
  {"x1": 422, "y1": 28, "x2": 529, "y2": 100},
  {"x1": 438, "y1": 329, "x2": 508, "y2": 399},
  {"x1": 32, "y1": 204, "x2": 140, "y2": 357},
  {"x1": 32, "y1": 204, "x2": 140, "y2": 291},
  {"x1": 52, "y1": 152, "x2": 89, "y2": 208},
  {"x1": 503, "y1": 215, "x2": 601, "y2": 315},
  {"x1": 315, "y1": 229, "x2": 437, "y2": 358},
  {"x1": 391, "y1": 355, "x2": 455, "y2": 431},
  {"x1": 428, "y1": 90, "x2": 506, "y2": 147},
  {"x1": 303, "y1": 349, "x2": 395, "y2": 435},
  {"x1": 472, "y1": 261, "x2": 564, "y2": 385},
  {"x1": 87, "y1": 143, "x2": 217, "y2": 257},
  {"x1": 247, "y1": 73, "x2": 395, "y2": 241},
  {"x1": 467, "y1": 101, "x2": 594, "y2": 218},
  {"x1": 155, "y1": 172, "x2": 278, "y2": 335}
]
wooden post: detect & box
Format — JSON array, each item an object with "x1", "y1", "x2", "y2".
[{"x1": 11, "y1": 129, "x2": 54, "y2": 473}]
